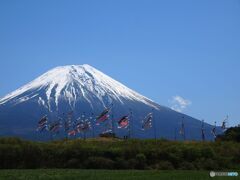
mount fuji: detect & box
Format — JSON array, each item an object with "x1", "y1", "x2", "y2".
[{"x1": 0, "y1": 64, "x2": 219, "y2": 140}]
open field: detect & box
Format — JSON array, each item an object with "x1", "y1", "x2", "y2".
[{"x1": 0, "y1": 170, "x2": 239, "y2": 180}]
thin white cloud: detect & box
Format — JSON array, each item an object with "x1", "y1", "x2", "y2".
[{"x1": 170, "y1": 95, "x2": 192, "y2": 112}]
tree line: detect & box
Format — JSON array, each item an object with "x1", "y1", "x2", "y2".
[{"x1": 0, "y1": 135, "x2": 239, "y2": 170}]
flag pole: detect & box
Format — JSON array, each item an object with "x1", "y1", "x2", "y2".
[
  {"x1": 174, "y1": 127, "x2": 177, "y2": 141},
  {"x1": 212, "y1": 121, "x2": 217, "y2": 140},
  {"x1": 128, "y1": 108, "x2": 133, "y2": 139},
  {"x1": 181, "y1": 116, "x2": 186, "y2": 141},
  {"x1": 64, "y1": 113, "x2": 69, "y2": 140},
  {"x1": 184, "y1": 118, "x2": 186, "y2": 141},
  {"x1": 91, "y1": 112, "x2": 95, "y2": 138},
  {"x1": 214, "y1": 121, "x2": 217, "y2": 139},
  {"x1": 83, "y1": 112, "x2": 86, "y2": 140},
  {"x1": 222, "y1": 115, "x2": 229, "y2": 130},
  {"x1": 111, "y1": 104, "x2": 115, "y2": 138},
  {"x1": 49, "y1": 114, "x2": 54, "y2": 142},
  {"x1": 47, "y1": 108, "x2": 52, "y2": 141},
  {"x1": 152, "y1": 108, "x2": 157, "y2": 141},
  {"x1": 201, "y1": 120, "x2": 205, "y2": 142}
]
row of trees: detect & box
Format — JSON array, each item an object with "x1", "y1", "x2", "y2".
[{"x1": 0, "y1": 136, "x2": 239, "y2": 170}]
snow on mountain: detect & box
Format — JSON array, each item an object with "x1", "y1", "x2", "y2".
[{"x1": 0, "y1": 64, "x2": 158, "y2": 111}]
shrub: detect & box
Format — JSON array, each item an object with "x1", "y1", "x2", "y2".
[
  {"x1": 115, "y1": 158, "x2": 129, "y2": 169},
  {"x1": 179, "y1": 161, "x2": 196, "y2": 170},
  {"x1": 84, "y1": 157, "x2": 114, "y2": 169},
  {"x1": 183, "y1": 147, "x2": 201, "y2": 162},
  {"x1": 201, "y1": 147, "x2": 215, "y2": 159},
  {"x1": 155, "y1": 161, "x2": 174, "y2": 170},
  {"x1": 135, "y1": 153, "x2": 147, "y2": 169},
  {"x1": 65, "y1": 158, "x2": 82, "y2": 168}
]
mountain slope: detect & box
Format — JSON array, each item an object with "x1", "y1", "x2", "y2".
[
  {"x1": 0, "y1": 64, "x2": 220, "y2": 140},
  {"x1": 0, "y1": 64, "x2": 157, "y2": 111}
]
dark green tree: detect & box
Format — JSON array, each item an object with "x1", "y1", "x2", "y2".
[{"x1": 217, "y1": 126, "x2": 240, "y2": 142}]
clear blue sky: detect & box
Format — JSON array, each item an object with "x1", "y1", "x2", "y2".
[{"x1": 0, "y1": 0, "x2": 239, "y2": 126}]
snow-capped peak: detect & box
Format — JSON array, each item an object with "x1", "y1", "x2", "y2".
[{"x1": 0, "y1": 64, "x2": 158, "y2": 110}]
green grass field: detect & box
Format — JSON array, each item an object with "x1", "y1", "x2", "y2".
[{"x1": 0, "y1": 170, "x2": 238, "y2": 180}]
